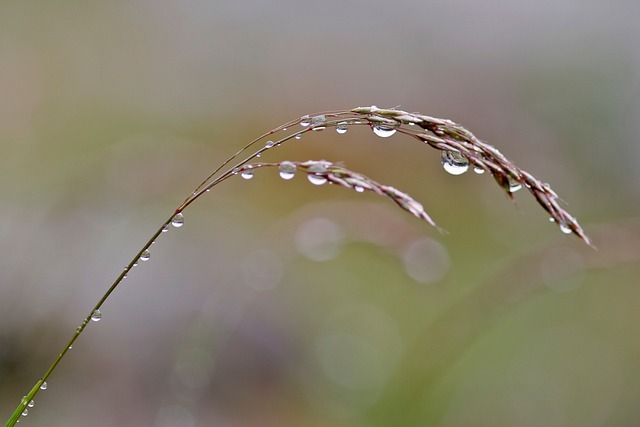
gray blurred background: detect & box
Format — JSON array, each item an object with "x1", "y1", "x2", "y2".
[{"x1": 1, "y1": 1, "x2": 639, "y2": 426}]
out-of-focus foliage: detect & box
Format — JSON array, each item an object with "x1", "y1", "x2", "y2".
[{"x1": 1, "y1": 1, "x2": 639, "y2": 426}]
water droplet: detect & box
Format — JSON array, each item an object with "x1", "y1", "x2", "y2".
[
  {"x1": 232, "y1": 167, "x2": 240, "y2": 175},
  {"x1": 441, "y1": 151, "x2": 469, "y2": 175},
  {"x1": 140, "y1": 250, "x2": 151, "y2": 261},
  {"x1": 240, "y1": 169, "x2": 254, "y2": 180},
  {"x1": 91, "y1": 309, "x2": 102, "y2": 322},
  {"x1": 559, "y1": 223, "x2": 572, "y2": 234},
  {"x1": 278, "y1": 161, "x2": 296, "y2": 180},
  {"x1": 308, "y1": 175, "x2": 328, "y2": 186},
  {"x1": 21, "y1": 409, "x2": 28, "y2": 417},
  {"x1": 372, "y1": 125, "x2": 397, "y2": 138},
  {"x1": 171, "y1": 213, "x2": 184, "y2": 228},
  {"x1": 473, "y1": 166, "x2": 485, "y2": 174},
  {"x1": 508, "y1": 178, "x2": 522, "y2": 192},
  {"x1": 68, "y1": 345, "x2": 73, "y2": 350},
  {"x1": 294, "y1": 134, "x2": 302, "y2": 140},
  {"x1": 28, "y1": 400, "x2": 34, "y2": 408},
  {"x1": 307, "y1": 164, "x2": 328, "y2": 186},
  {"x1": 300, "y1": 115, "x2": 311, "y2": 126},
  {"x1": 549, "y1": 217, "x2": 556, "y2": 222},
  {"x1": 256, "y1": 153, "x2": 261, "y2": 158},
  {"x1": 336, "y1": 122, "x2": 348, "y2": 134},
  {"x1": 354, "y1": 185, "x2": 365, "y2": 193},
  {"x1": 162, "y1": 225, "x2": 169, "y2": 233},
  {"x1": 40, "y1": 382, "x2": 47, "y2": 390},
  {"x1": 310, "y1": 115, "x2": 326, "y2": 131},
  {"x1": 264, "y1": 140, "x2": 275, "y2": 148}
]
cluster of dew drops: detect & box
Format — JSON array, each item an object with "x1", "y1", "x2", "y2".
[
  {"x1": 17, "y1": 382, "x2": 47, "y2": 422},
  {"x1": 235, "y1": 110, "x2": 574, "y2": 234},
  {"x1": 236, "y1": 110, "x2": 500, "y2": 184}
]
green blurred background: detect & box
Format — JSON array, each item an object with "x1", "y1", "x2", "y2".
[{"x1": 1, "y1": 1, "x2": 639, "y2": 426}]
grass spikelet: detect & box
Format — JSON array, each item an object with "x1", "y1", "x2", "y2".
[{"x1": 237, "y1": 160, "x2": 443, "y2": 232}]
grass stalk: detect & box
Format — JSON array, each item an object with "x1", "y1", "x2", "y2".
[{"x1": 3, "y1": 106, "x2": 591, "y2": 427}]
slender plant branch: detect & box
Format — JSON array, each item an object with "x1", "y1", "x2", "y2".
[{"x1": 4, "y1": 106, "x2": 592, "y2": 427}]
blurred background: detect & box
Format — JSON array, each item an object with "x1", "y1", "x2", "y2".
[{"x1": 1, "y1": 1, "x2": 639, "y2": 426}]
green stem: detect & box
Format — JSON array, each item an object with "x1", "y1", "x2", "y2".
[{"x1": 3, "y1": 217, "x2": 171, "y2": 427}]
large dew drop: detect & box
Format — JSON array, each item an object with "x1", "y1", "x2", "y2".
[
  {"x1": 40, "y1": 382, "x2": 47, "y2": 390},
  {"x1": 507, "y1": 177, "x2": 522, "y2": 192},
  {"x1": 300, "y1": 115, "x2": 311, "y2": 127},
  {"x1": 139, "y1": 249, "x2": 151, "y2": 262},
  {"x1": 372, "y1": 125, "x2": 397, "y2": 138},
  {"x1": 441, "y1": 151, "x2": 469, "y2": 175},
  {"x1": 240, "y1": 169, "x2": 254, "y2": 180},
  {"x1": 171, "y1": 213, "x2": 185, "y2": 228},
  {"x1": 91, "y1": 309, "x2": 102, "y2": 322},
  {"x1": 264, "y1": 140, "x2": 275, "y2": 148},
  {"x1": 336, "y1": 122, "x2": 348, "y2": 134},
  {"x1": 278, "y1": 162, "x2": 296, "y2": 180},
  {"x1": 307, "y1": 164, "x2": 328, "y2": 186}
]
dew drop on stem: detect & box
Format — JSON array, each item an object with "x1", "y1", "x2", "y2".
[
  {"x1": 265, "y1": 140, "x2": 275, "y2": 148},
  {"x1": 507, "y1": 177, "x2": 522, "y2": 192},
  {"x1": 559, "y1": 223, "x2": 572, "y2": 234},
  {"x1": 474, "y1": 166, "x2": 485, "y2": 174},
  {"x1": 28, "y1": 400, "x2": 34, "y2": 408},
  {"x1": 307, "y1": 164, "x2": 328, "y2": 186},
  {"x1": 40, "y1": 382, "x2": 47, "y2": 390},
  {"x1": 241, "y1": 169, "x2": 254, "y2": 180},
  {"x1": 336, "y1": 122, "x2": 348, "y2": 134},
  {"x1": 294, "y1": 134, "x2": 302, "y2": 140},
  {"x1": 21, "y1": 409, "x2": 28, "y2": 417},
  {"x1": 310, "y1": 115, "x2": 326, "y2": 131},
  {"x1": 278, "y1": 162, "x2": 296, "y2": 180},
  {"x1": 300, "y1": 115, "x2": 311, "y2": 126},
  {"x1": 171, "y1": 213, "x2": 185, "y2": 228},
  {"x1": 441, "y1": 151, "x2": 469, "y2": 175},
  {"x1": 140, "y1": 249, "x2": 151, "y2": 262},
  {"x1": 372, "y1": 125, "x2": 397, "y2": 138},
  {"x1": 91, "y1": 309, "x2": 102, "y2": 322}
]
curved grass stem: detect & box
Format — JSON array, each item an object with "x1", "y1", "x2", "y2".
[{"x1": 4, "y1": 105, "x2": 592, "y2": 427}]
